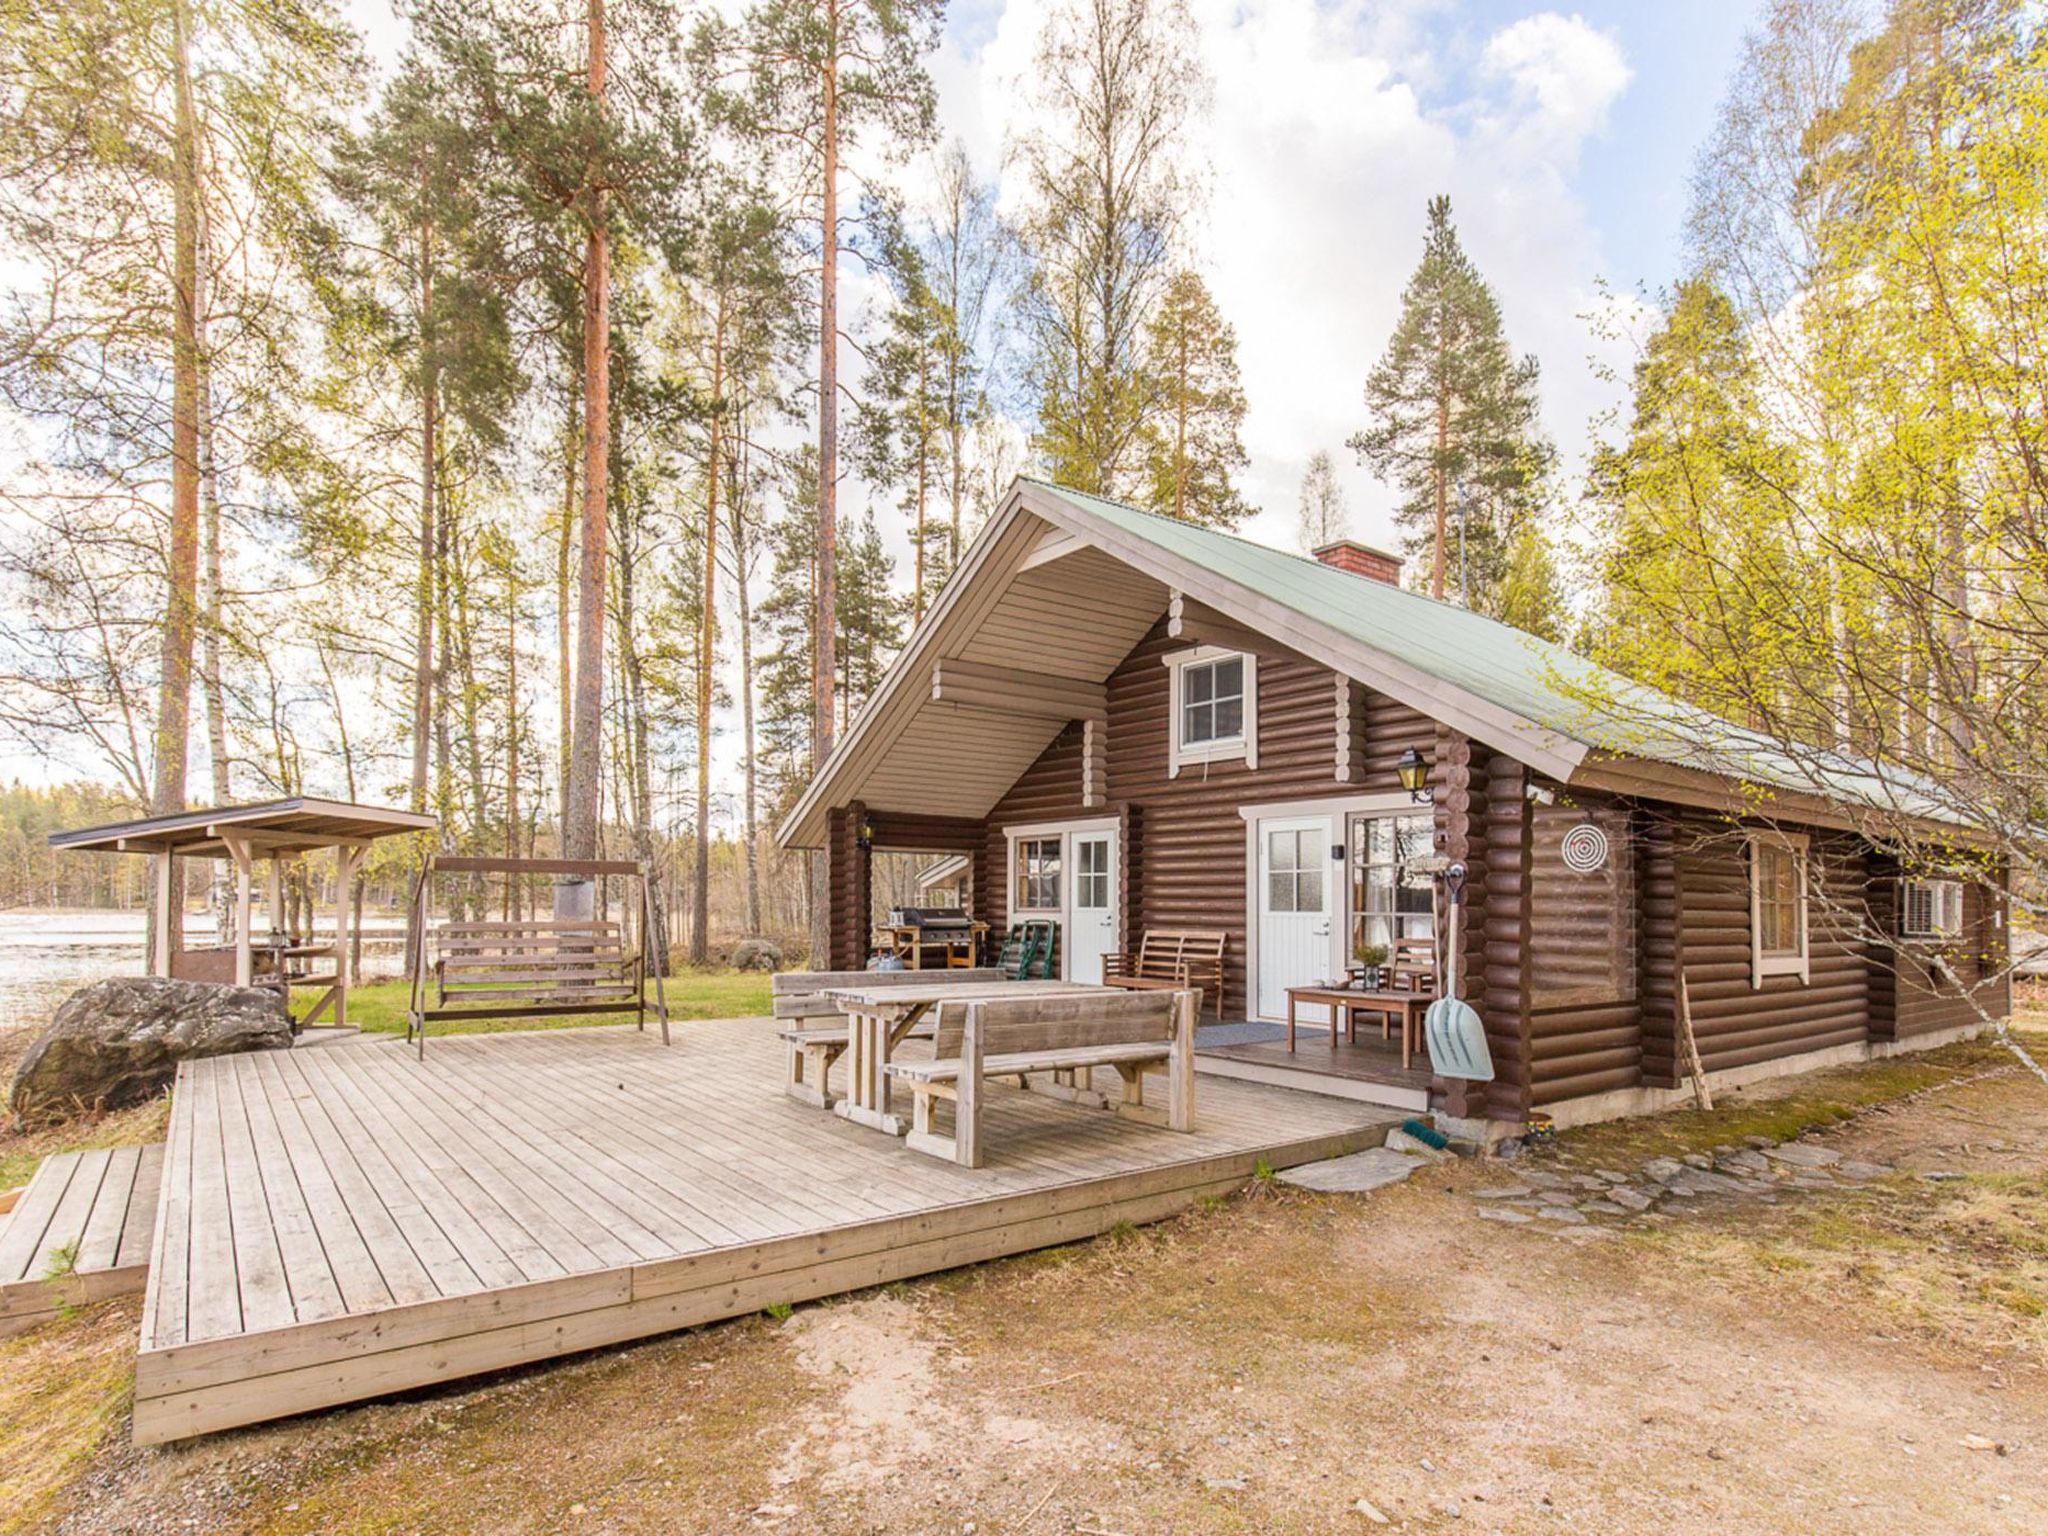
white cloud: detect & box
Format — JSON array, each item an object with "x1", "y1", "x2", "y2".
[
  {"x1": 928, "y1": 0, "x2": 1636, "y2": 557},
  {"x1": 1477, "y1": 12, "x2": 1633, "y2": 169}
]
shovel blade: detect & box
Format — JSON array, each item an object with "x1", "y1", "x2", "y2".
[{"x1": 1424, "y1": 998, "x2": 1494, "y2": 1081}]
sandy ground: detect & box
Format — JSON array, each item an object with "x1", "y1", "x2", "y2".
[{"x1": 4, "y1": 1038, "x2": 2045, "y2": 1536}]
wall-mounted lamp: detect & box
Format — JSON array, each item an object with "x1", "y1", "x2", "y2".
[
  {"x1": 1395, "y1": 746, "x2": 1433, "y2": 804},
  {"x1": 856, "y1": 817, "x2": 876, "y2": 851}
]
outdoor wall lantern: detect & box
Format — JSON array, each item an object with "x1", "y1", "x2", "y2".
[
  {"x1": 856, "y1": 816, "x2": 876, "y2": 850},
  {"x1": 1396, "y1": 746, "x2": 1434, "y2": 804}
]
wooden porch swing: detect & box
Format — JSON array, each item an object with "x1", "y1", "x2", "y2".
[{"x1": 403, "y1": 855, "x2": 671, "y2": 1057}]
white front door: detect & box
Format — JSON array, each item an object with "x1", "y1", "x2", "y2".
[
  {"x1": 1066, "y1": 830, "x2": 1118, "y2": 984},
  {"x1": 1257, "y1": 816, "x2": 1335, "y2": 1022}
]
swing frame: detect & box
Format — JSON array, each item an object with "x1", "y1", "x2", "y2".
[{"x1": 404, "y1": 855, "x2": 672, "y2": 1057}]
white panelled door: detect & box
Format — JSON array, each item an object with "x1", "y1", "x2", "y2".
[
  {"x1": 1066, "y1": 831, "x2": 1118, "y2": 984},
  {"x1": 1257, "y1": 816, "x2": 1334, "y2": 1022}
]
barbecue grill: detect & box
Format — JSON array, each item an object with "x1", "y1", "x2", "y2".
[{"x1": 875, "y1": 907, "x2": 988, "y2": 969}]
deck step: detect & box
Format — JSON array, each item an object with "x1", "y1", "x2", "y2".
[{"x1": 0, "y1": 1142, "x2": 163, "y2": 1339}]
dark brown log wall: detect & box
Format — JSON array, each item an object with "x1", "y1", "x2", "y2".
[
  {"x1": 1667, "y1": 822, "x2": 1869, "y2": 1075},
  {"x1": 1865, "y1": 855, "x2": 2008, "y2": 1041},
  {"x1": 1522, "y1": 793, "x2": 1646, "y2": 1107},
  {"x1": 980, "y1": 618, "x2": 1434, "y2": 1017}
]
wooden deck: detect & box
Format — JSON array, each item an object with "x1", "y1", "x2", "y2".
[
  {"x1": 134, "y1": 1018, "x2": 1392, "y2": 1444},
  {"x1": 1, "y1": 1144, "x2": 162, "y2": 1338}
]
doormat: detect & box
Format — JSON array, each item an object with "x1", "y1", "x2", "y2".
[{"x1": 1195, "y1": 1021, "x2": 1291, "y2": 1047}]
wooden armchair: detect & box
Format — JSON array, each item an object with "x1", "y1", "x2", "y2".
[{"x1": 1101, "y1": 929, "x2": 1227, "y2": 1022}]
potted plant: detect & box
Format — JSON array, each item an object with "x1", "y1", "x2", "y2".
[{"x1": 1350, "y1": 941, "x2": 1389, "y2": 990}]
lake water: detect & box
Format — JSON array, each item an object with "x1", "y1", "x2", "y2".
[{"x1": 0, "y1": 911, "x2": 404, "y2": 1035}]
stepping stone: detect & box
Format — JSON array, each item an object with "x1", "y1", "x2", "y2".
[
  {"x1": 1571, "y1": 1175, "x2": 1610, "y2": 1192},
  {"x1": 1716, "y1": 1149, "x2": 1770, "y2": 1174},
  {"x1": 1519, "y1": 1169, "x2": 1573, "y2": 1190},
  {"x1": 1472, "y1": 1185, "x2": 1534, "y2": 1201},
  {"x1": 1762, "y1": 1143, "x2": 1841, "y2": 1169},
  {"x1": 1534, "y1": 1206, "x2": 1588, "y2": 1224},
  {"x1": 1605, "y1": 1187, "x2": 1654, "y2": 1212},
  {"x1": 1682, "y1": 1153, "x2": 1713, "y2": 1170},
  {"x1": 1477, "y1": 1207, "x2": 1534, "y2": 1225},
  {"x1": 1668, "y1": 1168, "x2": 1749, "y2": 1197},
  {"x1": 1538, "y1": 1191, "x2": 1579, "y2": 1206},
  {"x1": 1643, "y1": 1157, "x2": 1685, "y2": 1183},
  {"x1": 1278, "y1": 1147, "x2": 1422, "y2": 1194},
  {"x1": 1594, "y1": 1169, "x2": 1630, "y2": 1184},
  {"x1": 1838, "y1": 1160, "x2": 1894, "y2": 1179},
  {"x1": 1580, "y1": 1200, "x2": 1630, "y2": 1216}
]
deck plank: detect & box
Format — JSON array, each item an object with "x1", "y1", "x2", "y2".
[{"x1": 133, "y1": 1019, "x2": 1395, "y2": 1444}]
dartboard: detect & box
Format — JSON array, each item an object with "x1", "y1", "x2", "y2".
[{"x1": 1561, "y1": 821, "x2": 1609, "y2": 874}]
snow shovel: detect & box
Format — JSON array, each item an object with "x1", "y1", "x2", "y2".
[{"x1": 1424, "y1": 860, "x2": 1494, "y2": 1081}]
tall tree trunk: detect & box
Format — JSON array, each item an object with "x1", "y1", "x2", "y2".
[
  {"x1": 196, "y1": 140, "x2": 233, "y2": 946},
  {"x1": 810, "y1": 6, "x2": 840, "y2": 965},
  {"x1": 557, "y1": 382, "x2": 576, "y2": 838},
  {"x1": 1431, "y1": 384, "x2": 1448, "y2": 600},
  {"x1": 505, "y1": 557, "x2": 520, "y2": 921},
  {"x1": 317, "y1": 640, "x2": 363, "y2": 985},
  {"x1": 561, "y1": 0, "x2": 610, "y2": 905},
  {"x1": 730, "y1": 459, "x2": 763, "y2": 939},
  {"x1": 151, "y1": 0, "x2": 204, "y2": 965},
  {"x1": 914, "y1": 347, "x2": 928, "y2": 621},
  {"x1": 404, "y1": 220, "x2": 437, "y2": 978},
  {"x1": 693, "y1": 318, "x2": 722, "y2": 965}
]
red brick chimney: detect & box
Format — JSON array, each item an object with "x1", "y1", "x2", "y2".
[{"x1": 1312, "y1": 539, "x2": 1404, "y2": 586}]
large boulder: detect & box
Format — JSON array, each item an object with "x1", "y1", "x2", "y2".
[
  {"x1": 730, "y1": 937, "x2": 784, "y2": 972},
  {"x1": 9, "y1": 976, "x2": 289, "y2": 1127}
]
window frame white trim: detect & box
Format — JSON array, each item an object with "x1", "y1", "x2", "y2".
[
  {"x1": 1748, "y1": 829, "x2": 1810, "y2": 987},
  {"x1": 1001, "y1": 817, "x2": 1122, "y2": 980},
  {"x1": 1899, "y1": 876, "x2": 1965, "y2": 940},
  {"x1": 1238, "y1": 791, "x2": 1418, "y2": 1024},
  {"x1": 1163, "y1": 644, "x2": 1257, "y2": 777}
]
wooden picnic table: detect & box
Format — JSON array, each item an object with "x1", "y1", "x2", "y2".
[{"x1": 822, "y1": 979, "x2": 1109, "y2": 1135}]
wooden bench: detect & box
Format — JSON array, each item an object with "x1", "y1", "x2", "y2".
[
  {"x1": 885, "y1": 989, "x2": 1199, "y2": 1167},
  {"x1": 770, "y1": 967, "x2": 1006, "y2": 1108},
  {"x1": 1101, "y1": 930, "x2": 1227, "y2": 1021}
]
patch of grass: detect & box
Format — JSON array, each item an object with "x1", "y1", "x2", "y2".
[
  {"x1": 1552, "y1": 1034, "x2": 2012, "y2": 1168},
  {"x1": 339, "y1": 968, "x2": 774, "y2": 1036},
  {"x1": 763, "y1": 1301, "x2": 794, "y2": 1321},
  {"x1": 0, "y1": 1093, "x2": 168, "y2": 1193},
  {"x1": 41, "y1": 1239, "x2": 79, "y2": 1280},
  {"x1": 0, "y1": 1299, "x2": 139, "y2": 1534}
]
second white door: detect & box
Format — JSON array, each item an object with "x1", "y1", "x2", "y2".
[{"x1": 1065, "y1": 831, "x2": 1118, "y2": 984}]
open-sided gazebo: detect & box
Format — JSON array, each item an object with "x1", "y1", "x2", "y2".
[{"x1": 49, "y1": 797, "x2": 437, "y2": 1028}]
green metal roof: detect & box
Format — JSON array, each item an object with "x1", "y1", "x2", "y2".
[{"x1": 1024, "y1": 480, "x2": 1965, "y2": 829}]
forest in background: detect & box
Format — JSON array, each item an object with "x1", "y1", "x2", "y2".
[{"x1": 1, "y1": 0, "x2": 2043, "y2": 968}]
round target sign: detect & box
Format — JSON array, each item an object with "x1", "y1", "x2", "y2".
[{"x1": 1561, "y1": 822, "x2": 1609, "y2": 874}]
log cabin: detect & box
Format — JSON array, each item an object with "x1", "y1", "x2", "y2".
[{"x1": 778, "y1": 478, "x2": 2011, "y2": 1131}]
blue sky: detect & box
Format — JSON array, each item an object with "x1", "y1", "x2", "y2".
[{"x1": 931, "y1": 0, "x2": 1765, "y2": 553}]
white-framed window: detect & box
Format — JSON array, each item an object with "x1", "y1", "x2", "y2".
[
  {"x1": 1264, "y1": 826, "x2": 1326, "y2": 914},
  {"x1": 1749, "y1": 830, "x2": 1810, "y2": 986},
  {"x1": 1164, "y1": 645, "x2": 1257, "y2": 776},
  {"x1": 1015, "y1": 837, "x2": 1062, "y2": 913},
  {"x1": 1900, "y1": 878, "x2": 1964, "y2": 939}
]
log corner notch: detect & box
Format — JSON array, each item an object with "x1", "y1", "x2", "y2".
[
  {"x1": 825, "y1": 800, "x2": 871, "y2": 971},
  {"x1": 929, "y1": 658, "x2": 1107, "y2": 722}
]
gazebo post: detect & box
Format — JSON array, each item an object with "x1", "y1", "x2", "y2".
[
  {"x1": 153, "y1": 853, "x2": 176, "y2": 978},
  {"x1": 221, "y1": 833, "x2": 255, "y2": 987},
  {"x1": 333, "y1": 843, "x2": 361, "y2": 1027}
]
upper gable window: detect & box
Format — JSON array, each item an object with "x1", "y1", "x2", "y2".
[
  {"x1": 1749, "y1": 830, "x2": 1810, "y2": 986},
  {"x1": 1164, "y1": 646, "x2": 1258, "y2": 776}
]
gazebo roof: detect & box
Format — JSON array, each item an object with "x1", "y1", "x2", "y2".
[{"x1": 48, "y1": 797, "x2": 437, "y2": 858}]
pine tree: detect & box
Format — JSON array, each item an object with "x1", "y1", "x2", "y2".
[
  {"x1": 1349, "y1": 196, "x2": 1552, "y2": 608},
  {"x1": 1297, "y1": 450, "x2": 1349, "y2": 550},
  {"x1": 1136, "y1": 270, "x2": 1250, "y2": 527}
]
